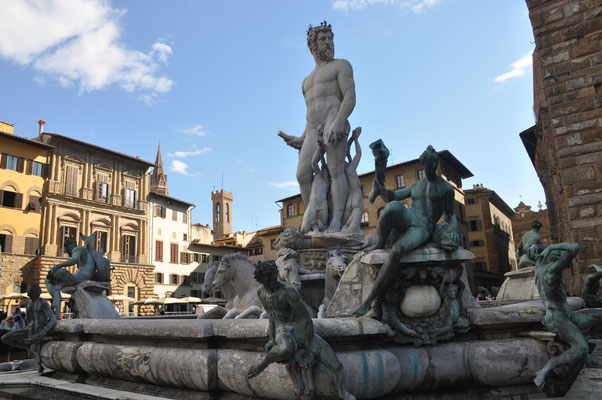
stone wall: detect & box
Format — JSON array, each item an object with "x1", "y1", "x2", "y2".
[{"x1": 525, "y1": 0, "x2": 602, "y2": 293}]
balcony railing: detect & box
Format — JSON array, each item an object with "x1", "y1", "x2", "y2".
[{"x1": 121, "y1": 254, "x2": 139, "y2": 264}]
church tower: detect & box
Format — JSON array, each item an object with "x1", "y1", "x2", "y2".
[
  {"x1": 150, "y1": 142, "x2": 168, "y2": 195},
  {"x1": 212, "y1": 190, "x2": 233, "y2": 240}
]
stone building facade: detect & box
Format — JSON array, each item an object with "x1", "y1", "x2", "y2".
[
  {"x1": 465, "y1": 185, "x2": 517, "y2": 292},
  {"x1": 511, "y1": 201, "x2": 553, "y2": 248},
  {"x1": 522, "y1": 0, "x2": 602, "y2": 293},
  {"x1": 0, "y1": 121, "x2": 51, "y2": 305},
  {"x1": 34, "y1": 131, "x2": 156, "y2": 315}
]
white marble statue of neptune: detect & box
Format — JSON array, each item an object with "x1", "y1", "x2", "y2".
[{"x1": 279, "y1": 21, "x2": 356, "y2": 232}]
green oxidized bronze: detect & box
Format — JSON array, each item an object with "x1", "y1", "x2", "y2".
[
  {"x1": 533, "y1": 243, "x2": 602, "y2": 397},
  {"x1": 353, "y1": 144, "x2": 460, "y2": 318},
  {"x1": 582, "y1": 264, "x2": 602, "y2": 308},
  {"x1": 248, "y1": 261, "x2": 355, "y2": 400}
]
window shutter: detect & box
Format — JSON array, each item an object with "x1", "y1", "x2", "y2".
[
  {"x1": 0, "y1": 189, "x2": 3, "y2": 206},
  {"x1": 180, "y1": 251, "x2": 185, "y2": 264},
  {"x1": 24, "y1": 237, "x2": 32, "y2": 255},
  {"x1": 17, "y1": 157, "x2": 25, "y2": 173},
  {"x1": 4, "y1": 235, "x2": 13, "y2": 253},
  {"x1": 15, "y1": 193, "x2": 23, "y2": 209},
  {"x1": 162, "y1": 207, "x2": 166, "y2": 218},
  {"x1": 106, "y1": 184, "x2": 111, "y2": 203},
  {"x1": 95, "y1": 182, "x2": 100, "y2": 200},
  {"x1": 26, "y1": 160, "x2": 33, "y2": 175},
  {"x1": 0, "y1": 154, "x2": 6, "y2": 169},
  {"x1": 42, "y1": 163, "x2": 49, "y2": 178}
]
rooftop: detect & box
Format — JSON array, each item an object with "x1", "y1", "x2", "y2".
[
  {"x1": 37, "y1": 132, "x2": 155, "y2": 167},
  {"x1": 0, "y1": 130, "x2": 54, "y2": 150}
]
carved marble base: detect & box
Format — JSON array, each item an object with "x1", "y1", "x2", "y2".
[
  {"x1": 497, "y1": 267, "x2": 540, "y2": 301},
  {"x1": 62, "y1": 281, "x2": 119, "y2": 319},
  {"x1": 325, "y1": 244, "x2": 476, "y2": 346}
]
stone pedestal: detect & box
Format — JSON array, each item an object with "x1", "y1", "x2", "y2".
[
  {"x1": 497, "y1": 267, "x2": 540, "y2": 301},
  {"x1": 63, "y1": 281, "x2": 119, "y2": 319},
  {"x1": 325, "y1": 245, "x2": 476, "y2": 345}
]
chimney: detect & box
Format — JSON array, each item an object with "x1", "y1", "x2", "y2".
[{"x1": 38, "y1": 119, "x2": 46, "y2": 135}]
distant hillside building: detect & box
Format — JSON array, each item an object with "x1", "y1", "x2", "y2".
[{"x1": 464, "y1": 185, "x2": 517, "y2": 292}]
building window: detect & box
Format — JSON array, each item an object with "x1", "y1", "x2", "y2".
[
  {"x1": 28, "y1": 194, "x2": 42, "y2": 212},
  {"x1": 124, "y1": 188, "x2": 136, "y2": 208},
  {"x1": 360, "y1": 212, "x2": 369, "y2": 228},
  {"x1": 213, "y1": 255, "x2": 221, "y2": 262},
  {"x1": 155, "y1": 240, "x2": 163, "y2": 261},
  {"x1": 183, "y1": 212, "x2": 188, "y2": 223},
  {"x1": 6, "y1": 155, "x2": 20, "y2": 171},
  {"x1": 474, "y1": 260, "x2": 487, "y2": 271},
  {"x1": 202, "y1": 254, "x2": 208, "y2": 263},
  {"x1": 270, "y1": 239, "x2": 276, "y2": 250},
  {"x1": 155, "y1": 205, "x2": 166, "y2": 218},
  {"x1": 97, "y1": 182, "x2": 110, "y2": 203},
  {"x1": 0, "y1": 190, "x2": 22, "y2": 209},
  {"x1": 24, "y1": 236, "x2": 39, "y2": 255},
  {"x1": 417, "y1": 169, "x2": 425, "y2": 180},
  {"x1": 170, "y1": 274, "x2": 179, "y2": 285},
  {"x1": 172, "y1": 210, "x2": 178, "y2": 221},
  {"x1": 360, "y1": 184, "x2": 366, "y2": 197},
  {"x1": 0, "y1": 234, "x2": 13, "y2": 253},
  {"x1": 216, "y1": 203, "x2": 221, "y2": 223},
  {"x1": 123, "y1": 235, "x2": 136, "y2": 263},
  {"x1": 226, "y1": 203, "x2": 230, "y2": 223},
  {"x1": 470, "y1": 220, "x2": 479, "y2": 232},
  {"x1": 287, "y1": 204, "x2": 294, "y2": 218},
  {"x1": 182, "y1": 276, "x2": 190, "y2": 286},
  {"x1": 156, "y1": 273, "x2": 164, "y2": 284},
  {"x1": 60, "y1": 226, "x2": 77, "y2": 256},
  {"x1": 471, "y1": 240, "x2": 483, "y2": 247},
  {"x1": 65, "y1": 165, "x2": 79, "y2": 196},
  {"x1": 395, "y1": 174, "x2": 405, "y2": 188},
  {"x1": 94, "y1": 231, "x2": 108, "y2": 254},
  {"x1": 466, "y1": 198, "x2": 476, "y2": 205},
  {"x1": 183, "y1": 233, "x2": 188, "y2": 241},
  {"x1": 32, "y1": 161, "x2": 43, "y2": 176},
  {"x1": 180, "y1": 252, "x2": 191, "y2": 264},
  {"x1": 170, "y1": 243, "x2": 178, "y2": 263}
]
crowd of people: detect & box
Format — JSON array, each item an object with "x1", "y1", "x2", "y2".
[{"x1": 0, "y1": 308, "x2": 27, "y2": 361}]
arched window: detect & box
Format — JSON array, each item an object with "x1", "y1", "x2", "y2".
[
  {"x1": 360, "y1": 212, "x2": 369, "y2": 227},
  {"x1": 216, "y1": 203, "x2": 221, "y2": 223},
  {"x1": 226, "y1": 203, "x2": 230, "y2": 223}
]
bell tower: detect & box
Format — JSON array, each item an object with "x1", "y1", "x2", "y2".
[
  {"x1": 150, "y1": 142, "x2": 168, "y2": 195},
  {"x1": 212, "y1": 190, "x2": 233, "y2": 240}
]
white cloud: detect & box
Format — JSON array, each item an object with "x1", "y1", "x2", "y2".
[
  {"x1": 0, "y1": 0, "x2": 173, "y2": 98},
  {"x1": 331, "y1": 0, "x2": 440, "y2": 13},
  {"x1": 248, "y1": 167, "x2": 257, "y2": 173},
  {"x1": 170, "y1": 160, "x2": 191, "y2": 176},
  {"x1": 168, "y1": 147, "x2": 212, "y2": 158},
  {"x1": 268, "y1": 181, "x2": 299, "y2": 189},
  {"x1": 177, "y1": 125, "x2": 209, "y2": 136},
  {"x1": 494, "y1": 51, "x2": 533, "y2": 83},
  {"x1": 408, "y1": 0, "x2": 441, "y2": 14}
]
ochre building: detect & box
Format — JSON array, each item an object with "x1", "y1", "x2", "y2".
[{"x1": 0, "y1": 121, "x2": 51, "y2": 307}]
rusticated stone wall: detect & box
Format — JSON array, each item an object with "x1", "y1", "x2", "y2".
[{"x1": 525, "y1": 0, "x2": 602, "y2": 293}]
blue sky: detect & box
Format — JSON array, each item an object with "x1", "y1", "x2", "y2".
[{"x1": 0, "y1": 0, "x2": 544, "y2": 232}]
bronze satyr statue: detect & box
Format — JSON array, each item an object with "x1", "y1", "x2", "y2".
[
  {"x1": 45, "y1": 233, "x2": 111, "y2": 317},
  {"x1": 353, "y1": 144, "x2": 459, "y2": 317},
  {"x1": 582, "y1": 264, "x2": 602, "y2": 308},
  {"x1": 248, "y1": 261, "x2": 355, "y2": 400},
  {"x1": 1, "y1": 284, "x2": 57, "y2": 373},
  {"x1": 516, "y1": 220, "x2": 545, "y2": 268},
  {"x1": 533, "y1": 243, "x2": 602, "y2": 396}
]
